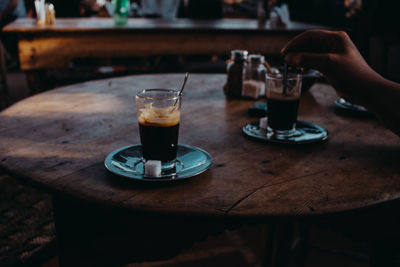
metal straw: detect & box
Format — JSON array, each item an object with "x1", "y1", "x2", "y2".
[
  {"x1": 173, "y1": 72, "x2": 189, "y2": 108},
  {"x1": 283, "y1": 62, "x2": 288, "y2": 96},
  {"x1": 179, "y1": 72, "x2": 189, "y2": 96}
]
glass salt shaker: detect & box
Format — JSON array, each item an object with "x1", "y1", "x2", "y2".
[
  {"x1": 224, "y1": 50, "x2": 248, "y2": 98},
  {"x1": 242, "y1": 55, "x2": 267, "y2": 99}
]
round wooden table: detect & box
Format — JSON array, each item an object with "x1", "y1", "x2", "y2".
[{"x1": 1, "y1": 74, "x2": 399, "y2": 265}]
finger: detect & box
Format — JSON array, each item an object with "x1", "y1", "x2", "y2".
[
  {"x1": 281, "y1": 30, "x2": 344, "y2": 56},
  {"x1": 284, "y1": 52, "x2": 331, "y2": 73},
  {"x1": 281, "y1": 30, "x2": 335, "y2": 55}
]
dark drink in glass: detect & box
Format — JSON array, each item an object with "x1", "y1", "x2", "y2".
[
  {"x1": 139, "y1": 121, "x2": 179, "y2": 162},
  {"x1": 266, "y1": 73, "x2": 302, "y2": 139},
  {"x1": 136, "y1": 89, "x2": 181, "y2": 170},
  {"x1": 267, "y1": 93, "x2": 300, "y2": 131}
]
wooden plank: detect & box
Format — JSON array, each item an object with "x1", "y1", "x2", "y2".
[
  {"x1": 17, "y1": 33, "x2": 295, "y2": 70},
  {"x1": 4, "y1": 18, "x2": 331, "y2": 71}
]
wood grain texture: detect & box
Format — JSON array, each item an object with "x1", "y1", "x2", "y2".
[
  {"x1": 3, "y1": 18, "x2": 331, "y2": 71},
  {"x1": 0, "y1": 74, "x2": 399, "y2": 219}
]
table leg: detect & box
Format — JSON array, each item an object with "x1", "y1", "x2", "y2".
[
  {"x1": 263, "y1": 222, "x2": 295, "y2": 267},
  {"x1": 0, "y1": 43, "x2": 8, "y2": 108},
  {"x1": 52, "y1": 196, "x2": 230, "y2": 267},
  {"x1": 263, "y1": 223, "x2": 276, "y2": 265},
  {"x1": 25, "y1": 69, "x2": 51, "y2": 95},
  {"x1": 291, "y1": 223, "x2": 310, "y2": 267}
]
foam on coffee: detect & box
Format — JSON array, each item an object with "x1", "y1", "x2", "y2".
[
  {"x1": 138, "y1": 103, "x2": 180, "y2": 127},
  {"x1": 267, "y1": 90, "x2": 300, "y2": 101}
]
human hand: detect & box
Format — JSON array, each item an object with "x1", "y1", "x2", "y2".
[{"x1": 281, "y1": 30, "x2": 384, "y2": 105}]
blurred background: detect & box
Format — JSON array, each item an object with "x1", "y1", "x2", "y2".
[{"x1": 1, "y1": 0, "x2": 399, "y2": 101}]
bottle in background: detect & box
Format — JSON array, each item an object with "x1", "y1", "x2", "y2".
[
  {"x1": 257, "y1": 0, "x2": 267, "y2": 26},
  {"x1": 224, "y1": 50, "x2": 248, "y2": 98},
  {"x1": 113, "y1": 0, "x2": 129, "y2": 26}
]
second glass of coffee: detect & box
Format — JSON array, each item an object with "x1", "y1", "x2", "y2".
[
  {"x1": 266, "y1": 73, "x2": 302, "y2": 139},
  {"x1": 135, "y1": 89, "x2": 181, "y2": 170}
]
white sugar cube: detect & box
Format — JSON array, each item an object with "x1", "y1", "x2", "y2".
[
  {"x1": 242, "y1": 80, "x2": 260, "y2": 99},
  {"x1": 144, "y1": 160, "x2": 162, "y2": 177},
  {"x1": 259, "y1": 117, "x2": 268, "y2": 129}
]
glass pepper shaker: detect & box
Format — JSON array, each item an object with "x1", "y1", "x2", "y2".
[
  {"x1": 224, "y1": 50, "x2": 248, "y2": 98},
  {"x1": 242, "y1": 54, "x2": 267, "y2": 99}
]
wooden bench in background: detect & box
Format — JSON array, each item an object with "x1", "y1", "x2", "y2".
[{"x1": 3, "y1": 18, "x2": 330, "y2": 94}]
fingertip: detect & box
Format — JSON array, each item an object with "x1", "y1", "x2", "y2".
[
  {"x1": 283, "y1": 54, "x2": 289, "y2": 62},
  {"x1": 280, "y1": 47, "x2": 287, "y2": 56},
  {"x1": 284, "y1": 53, "x2": 307, "y2": 68},
  {"x1": 283, "y1": 53, "x2": 294, "y2": 64}
]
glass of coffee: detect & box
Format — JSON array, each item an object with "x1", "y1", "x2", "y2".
[
  {"x1": 266, "y1": 73, "x2": 302, "y2": 139},
  {"x1": 135, "y1": 89, "x2": 181, "y2": 170}
]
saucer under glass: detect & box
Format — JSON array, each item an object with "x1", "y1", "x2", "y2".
[
  {"x1": 243, "y1": 121, "x2": 328, "y2": 144},
  {"x1": 105, "y1": 144, "x2": 212, "y2": 182}
]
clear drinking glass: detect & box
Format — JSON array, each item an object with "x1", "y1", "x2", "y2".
[
  {"x1": 266, "y1": 73, "x2": 302, "y2": 139},
  {"x1": 135, "y1": 89, "x2": 181, "y2": 170}
]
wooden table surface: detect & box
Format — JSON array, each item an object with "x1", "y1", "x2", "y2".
[
  {"x1": 1, "y1": 73, "x2": 399, "y2": 220},
  {"x1": 3, "y1": 17, "x2": 325, "y2": 33},
  {"x1": 3, "y1": 18, "x2": 331, "y2": 71}
]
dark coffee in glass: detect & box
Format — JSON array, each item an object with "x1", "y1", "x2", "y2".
[
  {"x1": 266, "y1": 73, "x2": 302, "y2": 139},
  {"x1": 136, "y1": 89, "x2": 181, "y2": 170},
  {"x1": 139, "y1": 122, "x2": 179, "y2": 162},
  {"x1": 267, "y1": 93, "x2": 300, "y2": 131}
]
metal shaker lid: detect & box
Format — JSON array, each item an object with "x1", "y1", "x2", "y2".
[
  {"x1": 231, "y1": 50, "x2": 248, "y2": 61},
  {"x1": 248, "y1": 54, "x2": 265, "y2": 64}
]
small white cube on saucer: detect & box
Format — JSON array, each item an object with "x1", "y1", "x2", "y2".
[
  {"x1": 259, "y1": 117, "x2": 268, "y2": 129},
  {"x1": 144, "y1": 160, "x2": 162, "y2": 177}
]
